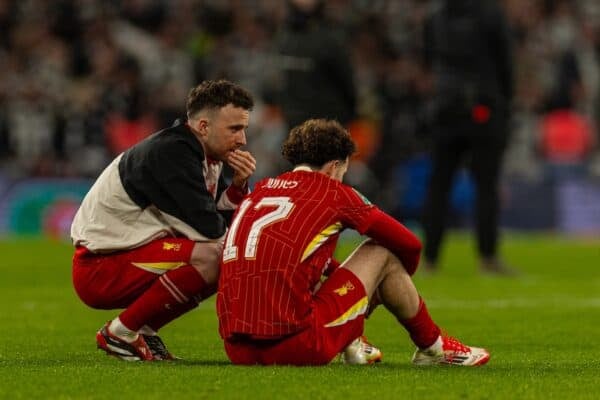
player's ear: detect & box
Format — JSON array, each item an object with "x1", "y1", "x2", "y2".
[{"x1": 192, "y1": 118, "x2": 209, "y2": 136}]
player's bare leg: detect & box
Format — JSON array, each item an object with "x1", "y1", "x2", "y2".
[{"x1": 342, "y1": 240, "x2": 490, "y2": 366}]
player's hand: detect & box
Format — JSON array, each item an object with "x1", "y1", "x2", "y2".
[{"x1": 227, "y1": 149, "x2": 256, "y2": 189}]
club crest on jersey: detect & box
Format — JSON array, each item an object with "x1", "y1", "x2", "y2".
[
  {"x1": 162, "y1": 242, "x2": 181, "y2": 251},
  {"x1": 351, "y1": 188, "x2": 372, "y2": 205},
  {"x1": 334, "y1": 281, "x2": 355, "y2": 296}
]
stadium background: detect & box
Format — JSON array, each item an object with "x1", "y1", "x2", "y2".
[
  {"x1": 0, "y1": 0, "x2": 599, "y2": 236},
  {"x1": 0, "y1": 1, "x2": 599, "y2": 399}
]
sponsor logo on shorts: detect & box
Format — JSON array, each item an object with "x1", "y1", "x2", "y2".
[
  {"x1": 163, "y1": 242, "x2": 182, "y2": 251},
  {"x1": 334, "y1": 281, "x2": 355, "y2": 296}
]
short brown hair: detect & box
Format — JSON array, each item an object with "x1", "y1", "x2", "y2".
[
  {"x1": 282, "y1": 119, "x2": 356, "y2": 167},
  {"x1": 186, "y1": 80, "x2": 254, "y2": 118}
]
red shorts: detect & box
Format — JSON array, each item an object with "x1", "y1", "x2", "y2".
[
  {"x1": 224, "y1": 268, "x2": 368, "y2": 365},
  {"x1": 72, "y1": 238, "x2": 195, "y2": 309}
]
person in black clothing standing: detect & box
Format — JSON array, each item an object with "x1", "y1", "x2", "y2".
[
  {"x1": 273, "y1": 0, "x2": 356, "y2": 129},
  {"x1": 421, "y1": 0, "x2": 515, "y2": 274}
]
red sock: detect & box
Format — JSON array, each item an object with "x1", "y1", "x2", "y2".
[
  {"x1": 399, "y1": 297, "x2": 441, "y2": 349},
  {"x1": 145, "y1": 300, "x2": 198, "y2": 332},
  {"x1": 145, "y1": 283, "x2": 217, "y2": 331},
  {"x1": 119, "y1": 265, "x2": 211, "y2": 331}
]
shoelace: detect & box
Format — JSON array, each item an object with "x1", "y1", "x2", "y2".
[
  {"x1": 359, "y1": 336, "x2": 375, "y2": 353},
  {"x1": 143, "y1": 335, "x2": 169, "y2": 357},
  {"x1": 441, "y1": 335, "x2": 470, "y2": 354}
]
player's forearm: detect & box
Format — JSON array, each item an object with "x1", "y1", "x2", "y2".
[{"x1": 365, "y1": 208, "x2": 422, "y2": 275}]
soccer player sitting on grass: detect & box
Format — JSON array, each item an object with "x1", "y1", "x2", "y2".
[{"x1": 217, "y1": 119, "x2": 490, "y2": 366}]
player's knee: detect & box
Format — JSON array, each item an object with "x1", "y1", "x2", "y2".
[
  {"x1": 360, "y1": 239, "x2": 389, "y2": 257},
  {"x1": 189, "y1": 241, "x2": 222, "y2": 284},
  {"x1": 360, "y1": 239, "x2": 396, "y2": 271},
  {"x1": 165, "y1": 264, "x2": 214, "y2": 301},
  {"x1": 371, "y1": 244, "x2": 407, "y2": 284}
]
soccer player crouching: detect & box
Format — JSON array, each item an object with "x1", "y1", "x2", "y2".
[
  {"x1": 71, "y1": 80, "x2": 256, "y2": 361},
  {"x1": 216, "y1": 119, "x2": 490, "y2": 366}
]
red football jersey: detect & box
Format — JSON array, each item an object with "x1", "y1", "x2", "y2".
[{"x1": 217, "y1": 170, "x2": 378, "y2": 340}]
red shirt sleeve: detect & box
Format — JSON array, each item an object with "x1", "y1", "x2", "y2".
[
  {"x1": 363, "y1": 208, "x2": 422, "y2": 275},
  {"x1": 224, "y1": 182, "x2": 249, "y2": 204},
  {"x1": 337, "y1": 185, "x2": 378, "y2": 234}
]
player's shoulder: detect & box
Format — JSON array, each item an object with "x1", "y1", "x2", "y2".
[
  {"x1": 338, "y1": 182, "x2": 373, "y2": 205},
  {"x1": 138, "y1": 120, "x2": 202, "y2": 158},
  {"x1": 153, "y1": 120, "x2": 198, "y2": 148}
]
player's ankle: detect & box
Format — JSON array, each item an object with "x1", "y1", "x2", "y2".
[
  {"x1": 108, "y1": 317, "x2": 139, "y2": 343},
  {"x1": 138, "y1": 325, "x2": 157, "y2": 336},
  {"x1": 422, "y1": 335, "x2": 443, "y2": 352}
]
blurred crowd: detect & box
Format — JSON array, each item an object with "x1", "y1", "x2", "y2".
[{"x1": 1, "y1": 0, "x2": 599, "y2": 200}]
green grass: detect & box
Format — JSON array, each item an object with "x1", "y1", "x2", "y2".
[{"x1": 1, "y1": 233, "x2": 599, "y2": 399}]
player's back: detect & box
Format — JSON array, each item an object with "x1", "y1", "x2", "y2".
[{"x1": 217, "y1": 169, "x2": 375, "y2": 340}]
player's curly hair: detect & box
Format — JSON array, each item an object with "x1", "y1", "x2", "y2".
[
  {"x1": 186, "y1": 79, "x2": 254, "y2": 118},
  {"x1": 282, "y1": 119, "x2": 356, "y2": 167}
]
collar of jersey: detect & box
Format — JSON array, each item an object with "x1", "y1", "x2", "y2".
[{"x1": 292, "y1": 165, "x2": 314, "y2": 172}]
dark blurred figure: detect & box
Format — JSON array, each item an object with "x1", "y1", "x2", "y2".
[
  {"x1": 272, "y1": 0, "x2": 356, "y2": 129},
  {"x1": 421, "y1": 0, "x2": 515, "y2": 274}
]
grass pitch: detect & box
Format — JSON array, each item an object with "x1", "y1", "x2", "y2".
[{"x1": 0, "y1": 233, "x2": 599, "y2": 399}]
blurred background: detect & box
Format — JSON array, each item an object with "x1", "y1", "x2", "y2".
[{"x1": 0, "y1": 0, "x2": 599, "y2": 239}]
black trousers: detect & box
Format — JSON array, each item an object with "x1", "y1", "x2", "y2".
[{"x1": 421, "y1": 108, "x2": 509, "y2": 263}]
